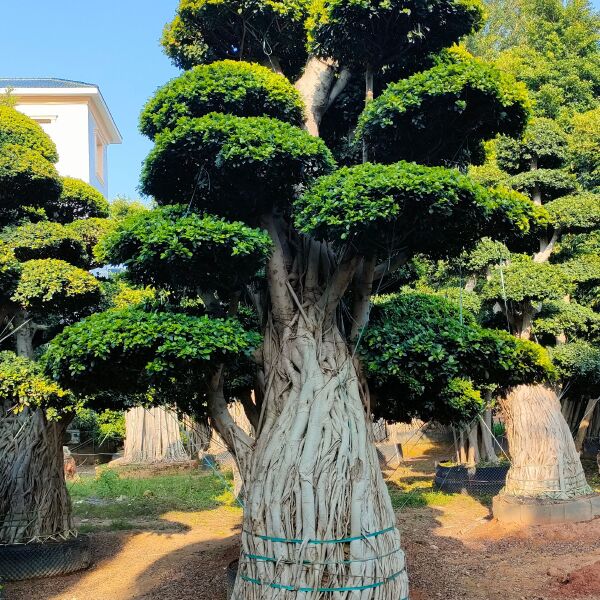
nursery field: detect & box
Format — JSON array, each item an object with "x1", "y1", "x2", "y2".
[{"x1": 7, "y1": 458, "x2": 600, "y2": 600}]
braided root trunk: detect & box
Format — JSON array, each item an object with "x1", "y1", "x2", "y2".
[
  {"x1": 500, "y1": 385, "x2": 592, "y2": 500},
  {"x1": 233, "y1": 320, "x2": 409, "y2": 599},
  {"x1": 0, "y1": 408, "x2": 73, "y2": 544}
]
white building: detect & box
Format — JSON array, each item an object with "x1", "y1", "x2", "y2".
[{"x1": 0, "y1": 78, "x2": 122, "y2": 197}]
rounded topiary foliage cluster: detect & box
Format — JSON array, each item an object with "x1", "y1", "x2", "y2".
[
  {"x1": 309, "y1": 0, "x2": 484, "y2": 70},
  {"x1": 295, "y1": 161, "x2": 538, "y2": 257},
  {"x1": 356, "y1": 58, "x2": 529, "y2": 166},
  {"x1": 5, "y1": 221, "x2": 88, "y2": 267},
  {"x1": 161, "y1": 0, "x2": 309, "y2": 76},
  {"x1": 97, "y1": 205, "x2": 272, "y2": 294},
  {"x1": 141, "y1": 113, "x2": 334, "y2": 218},
  {"x1": 0, "y1": 351, "x2": 70, "y2": 414},
  {"x1": 12, "y1": 258, "x2": 102, "y2": 317},
  {"x1": 47, "y1": 177, "x2": 110, "y2": 223},
  {"x1": 0, "y1": 144, "x2": 62, "y2": 210},
  {"x1": 362, "y1": 292, "x2": 553, "y2": 423},
  {"x1": 140, "y1": 60, "x2": 305, "y2": 139},
  {"x1": 43, "y1": 307, "x2": 260, "y2": 403},
  {"x1": 0, "y1": 106, "x2": 58, "y2": 162}
]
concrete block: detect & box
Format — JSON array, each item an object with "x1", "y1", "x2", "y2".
[
  {"x1": 589, "y1": 494, "x2": 600, "y2": 517},
  {"x1": 550, "y1": 502, "x2": 566, "y2": 524},
  {"x1": 564, "y1": 497, "x2": 593, "y2": 523},
  {"x1": 520, "y1": 502, "x2": 553, "y2": 525}
]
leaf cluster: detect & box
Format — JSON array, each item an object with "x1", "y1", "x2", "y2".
[
  {"x1": 482, "y1": 254, "x2": 571, "y2": 303},
  {"x1": 496, "y1": 118, "x2": 569, "y2": 174},
  {"x1": 141, "y1": 113, "x2": 334, "y2": 219},
  {"x1": 295, "y1": 161, "x2": 541, "y2": 258},
  {"x1": 46, "y1": 177, "x2": 110, "y2": 224},
  {"x1": 356, "y1": 58, "x2": 529, "y2": 166},
  {"x1": 0, "y1": 106, "x2": 58, "y2": 162},
  {"x1": 140, "y1": 60, "x2": 304, "y2": 139},
  {"x1": 0, "y1": 351, "x2": 71, "y2": 414},
  {"x1": 309, "y1": 0, "x2": 484, "y2": 71},
  {"x1": 43, "y1": 308, "x2": 261, "y2": 402},
  {"x1": 545, "y1": 192, "x2": 600, "y2": 231},
  {"x1": 12, "y1": 258, "x2": 102, "y2": 317},
  {"x1": 161, "y1": 0, "x2": 309, "y2": 77},
  {"x1": 96, "y1": 205, "x2": 272, "y2": 294},
  {"x1": 362, "y1": 292, "x2": 553, "y2": 423}
]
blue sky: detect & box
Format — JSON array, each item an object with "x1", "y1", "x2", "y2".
[
  {"x1": 0, "y1": 1, "x2": 181, "y2": 200},
  {"x1": 1, "y1": 0, "x2": 599, "y2": 200}
]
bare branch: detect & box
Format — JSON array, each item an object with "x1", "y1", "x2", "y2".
[{"x1": 373, "y1": 252, "x2": 408, "y2": 280}]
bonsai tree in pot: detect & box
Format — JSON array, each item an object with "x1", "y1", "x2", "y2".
[{"x1": 43, "y1": 1, "x2": 541, "y2": 596}]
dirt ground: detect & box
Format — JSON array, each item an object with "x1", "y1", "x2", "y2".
[{"x1": 7, "y1": 455, "x2": 600, "y2": 600}]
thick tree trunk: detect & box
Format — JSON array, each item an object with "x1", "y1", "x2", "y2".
[
  {"x1": 0, "y1": 312, "x2": 74, "y2": 544},
  {"x1": 233, "y1": 320, "x2": 409, "y2": 599},
  {"x1": 574, "y1": 397, "x2": 600, "y2": 454},
  {"x1": 123, "y1": 406, "x2": 189, "y2": 463},
  {"x1": 0, "y1": 407, "x2": 72, "y2": 544},
  {"x1": 499, "y1": 385, "x2": 592, "y2": 500},
  {"x1": 478, "y1": 409, "x2": 499, "y2": 464}
]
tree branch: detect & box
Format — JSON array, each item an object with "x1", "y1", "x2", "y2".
[
  {"x1": 261, "y1": 213, "x2": 294, "y2": 325},
  {"x1": 350, "y1": 255, "x2": 376, "y2": 340},
  {"x1": 294, "y1": 57, "x2": 340, "y2": 136},
  {"x1": 373, "y1": 252, "x2": 408, "y2": 281},
  {"x1": 317, "y1": 254, "x2": 361, "y2": 320},
  {"x1": 207, "y1": 368, "x2": 254, "y2": 478},
  {"x1": 534, "y1": 228, "x2": 561, "y2": 263}
]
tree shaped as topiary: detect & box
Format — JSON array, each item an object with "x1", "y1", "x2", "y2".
[
  {"x1": 0, "y1": 106, "x2": 112, "y2": 545},
  {"x1": 43, "y1": 5, "x2": 541, "y2": 598}
]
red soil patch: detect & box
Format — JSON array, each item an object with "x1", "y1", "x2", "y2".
[{"x1": 551, "y1": 560, "x2": 600, "y2": 598}]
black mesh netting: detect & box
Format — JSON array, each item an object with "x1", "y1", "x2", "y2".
[
  {"x1": 434, "y1": 463, "x2": 510, "y2": 495},
  {"x1": 0, "y1": 535, "x2": 90, "y2": 581}
]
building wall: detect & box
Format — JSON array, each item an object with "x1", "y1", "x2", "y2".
[
  {"x1": 87, "y1": 110, "x2": 108, "y2": 197},
  {"x1": 15, "y1": 100, "x2": 103, "y2": 193}
]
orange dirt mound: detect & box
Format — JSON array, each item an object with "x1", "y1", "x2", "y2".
[{"x1": 553, "y1": 560, "x2": 600, "y2": 598}]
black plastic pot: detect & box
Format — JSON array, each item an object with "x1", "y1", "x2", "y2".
[
  {"x1": 0, "y1": 535, "x2": 91, "y2": 581},
  {"x1": 434, "y1": 463, "x2": 469, "y2": 493},
  {"x1": 469, "y1": 463, "x2": 509, "y2": 495}
]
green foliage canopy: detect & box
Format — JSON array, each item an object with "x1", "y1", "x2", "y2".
[
  {"x1": 309, "y1": 0, "x2": 484, "y2": 70},
  {"x1": 545, "y1": 192, "x2": 600, "y2": 232},
  {"x1": 356, "y1": 58, "x2": 529, "y2": 165},
  {"x1": 0, "y1": 351, "x2": 71, "y2": 415},
  {"x1": 140, "y1": 60, "x2": 305, "y2": 139},
  {"x1": 46, "y1": 177, "x2": 110, "y2": 224},
  {"x1": 482, "y1": 254, "x2": 571, "y2": 303},
  {"x1": 4, "y1": 221, "x2": 88, "y2": 267},
  {"x1": 43, "y1": 308, "x2": 260, "y2": 404},
  {"x1": 296, "y1": 162, "x2": 542, "y2": 256},
  {"x1": 0, "y1": 106, "x2": 58, "y2": 162},
  {"x1": 97, "y1": 205, "x2": 272, "y2": 294},
  {"x1": 161, "y1": 0, "x2": 309, "y2": 76},
  {"x1": 0, "y1": 144, "x2": 62, "y2": 213},
  {"x1": 141, "y1": 113, "x2": 334, "y2": 219},
  {"x1": 12, "y1": 259, "x2": 102, "y2": 317},
  {"x1": 362, "y1": 292, "x2": 553, "y2": 423}
]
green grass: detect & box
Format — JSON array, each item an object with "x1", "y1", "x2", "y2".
[{"x1": 70, "y1": 468, "x2": 236, "y2": 520}]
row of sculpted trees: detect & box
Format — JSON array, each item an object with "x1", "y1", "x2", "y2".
[{"x1": 1, "y1": 2, "x2": 597, "y2": 600}]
